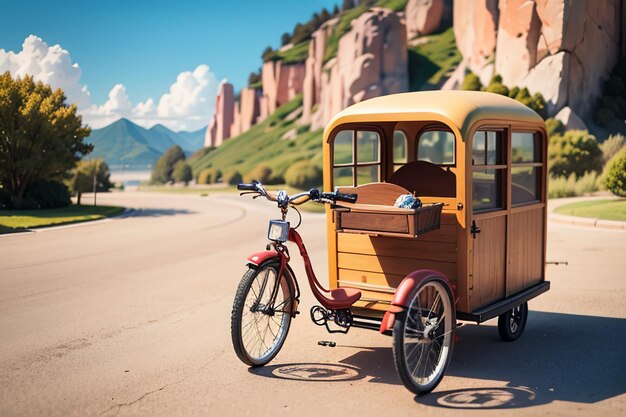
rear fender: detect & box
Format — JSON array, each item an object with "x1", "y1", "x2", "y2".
[{"x1": 379, "y1": 269, "x2": 456, "y2": 334}]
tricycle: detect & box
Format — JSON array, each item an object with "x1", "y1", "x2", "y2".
[{"x1": 230, "y1": 91, "x2": 551, "y2": 394}]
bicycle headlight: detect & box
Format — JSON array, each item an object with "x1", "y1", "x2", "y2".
[{"x1": 268, "y1": 220, "x2": 290, "y2": 242}]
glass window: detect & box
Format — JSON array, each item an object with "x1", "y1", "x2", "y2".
[
  {"x1": 333, "y1": 167, "x2": 354, "y2": 187},
  {"x1": 393, "y1": 131, "x2": 407, "y2": 164},
  {"x1": 332, "y1": 129, "x2": 381, "y2": 187},
  {"x1": 418, "y1": 130, "x2": 455, "y2": 165},
  {"x1": 333, "y1": 130, "x2": 353, "y2": 165},
  {"x1": 512, "y1": 167, "x2": 540, "y2": 205},
  {"x1": 512, "y1": 132, "x2": 540, "y2": 163},
  {"x1": 472, "y1": 169, "x2": 502, "y2": 211},
  {"x1": 473, "y1": 131, "x2": 502, "y2": 165},
  {"x1": 356, "y1": 131, "x2": 380, "y2": 163}
]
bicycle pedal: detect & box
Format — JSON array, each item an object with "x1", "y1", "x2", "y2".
[{"x1": 318, "y1": 341, "x2": 336, "y2": 347}]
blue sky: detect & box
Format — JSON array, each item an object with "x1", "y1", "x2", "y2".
[{"x1": 0, "y1": 0, "x2": 339, "y2": 129}]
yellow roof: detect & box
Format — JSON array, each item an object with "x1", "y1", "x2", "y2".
[{"x1": 324, "y1": 91, "x2": 545, "y2": 140}]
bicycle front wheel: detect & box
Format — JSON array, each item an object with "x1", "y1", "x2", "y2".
[
  {"x1": 393, "y1": 276, "x2": 455, "y2": 394},
  {"x1": 231, "y1": 262, "x2": 293, "y2": 366}
]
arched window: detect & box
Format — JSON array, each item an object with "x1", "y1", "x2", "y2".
[{"x1": 332, "y1": 129, "x2": 381, "y2": 187}]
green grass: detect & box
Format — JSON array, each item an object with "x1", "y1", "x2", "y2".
[
  {"x1": 0, "y1": 205, "x2": 125, "y2": 233},
  {"x1": 192, "y1": 95, "x2": 323, "y2": 182},
  {"x1": 324, "y1": 3, "x2": 369, "y2": 63},
  {"x1": 275, "y1": 41, "x2": 310, "y2": 64},
  {"x1": 555, "y1": 199, "x2": 626, "y2": 221},
  {"x1": 408, "y1": 26, "x2": 462, "y2": 91}
]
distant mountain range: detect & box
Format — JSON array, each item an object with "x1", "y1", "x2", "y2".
[{"x1": 86, "y1": 118, "x2": 206, "y2": 169}]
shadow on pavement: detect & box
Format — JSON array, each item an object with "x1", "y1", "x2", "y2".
[
  {"x1": 251, "y1": 310, "x2": 626, "y2": 410},
  {"x1": 127, "y1": 208, "x2": 195, "y2": 217}
]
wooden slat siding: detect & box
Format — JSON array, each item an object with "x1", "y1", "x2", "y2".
[
  {"x1": 338, "y1": 233, "x2": 457, "y2": 263},
  {"x1": 509, "y1": 208, "x2": 543, "y2": 294},
  {"x1": 338, "y1": 268, "x2": 406, "y2": 289},
  {"x1": 471, "y1": 215, "x2": 506, "y2": 309},
  {"x1": 337, "y1": 253, "x2": 457, "y2": 281}
]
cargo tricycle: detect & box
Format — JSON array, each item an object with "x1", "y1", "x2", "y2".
[{"x1": 230, "y1": 91, "x2": 550, "y2": 394}]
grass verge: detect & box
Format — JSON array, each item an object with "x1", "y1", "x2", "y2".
[
  {"x1": 0, "y1": 205, "x2": 125, "y2": 234},
  {"x1": 408, "y1": 26, "x2": 462, "y2": 91},
  {"x1": 554, "y1": 199, "x2": 626, "y2": 222}
]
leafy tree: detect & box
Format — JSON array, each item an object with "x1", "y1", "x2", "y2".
[
  {"x1": 548, "y1": 130, "x2": 603, "y2": 178},
  {"x1": 262, "y1": 46, "x2": 278, "y2": 62},
  {"x1": 172, "y1": 160, "x2": 192, "y2": 185},
  {"x1": 461, "y1": 72, "x2": 482, "y2": 91},
  {"x1": 320, "y1": 8, "x2": 332, "y2": 22},
  {"x1": 600, "y1": 134, "x2": 625, "y2": 164},
  {"x1": 68, "y1": 159, "x2": 112, "y2": 205},
  {"x1": 545, "y1": 118, "x2": 565, "y2": 138},
  {"x1": 602, "y1": 147, "x2": 626, "y2": 197},
  {"x1": 342, "y1": 0, "x2": 355, "y2": 11},
  {"x1": 151, "y1": 145, "x2": 185, "y2": 184},
  {"x1": 0, "y1": 72, "x2": 92, "y2": 208},
  {"x1": 223, "y1": 170, "x2": 243, "y2": 185},
  {"x1": 484, "y1": 74, "x2": 509, "y2": 96},
  {"x1": 281, "y1": 32, "x2": 292, "y2": 46},
  {"x1": 333, "y1": 4, "x2": 340, "y2": 15},
  {"x1": 248, "y1": 71, "x2": 262, "y2": 87}
]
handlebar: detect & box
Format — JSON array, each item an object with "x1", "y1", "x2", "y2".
[{"x1": 237, "y1": 181, "x2": 357, "y2": 206}]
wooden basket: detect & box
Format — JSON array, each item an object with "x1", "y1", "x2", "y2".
[{"x1": 335, "y1": 202, "x2": 444, "y2": 239}]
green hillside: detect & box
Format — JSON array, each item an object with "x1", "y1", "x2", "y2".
[{"x1": 191, "y1": 96, "x2": 323, "y2": 180}]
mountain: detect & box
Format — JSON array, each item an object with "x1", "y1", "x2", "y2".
[{"x1": 86, "y1": 118, "x2": 207, "y2": 169}]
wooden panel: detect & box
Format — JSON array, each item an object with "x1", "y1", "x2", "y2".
[
  {"x1": 338, "y1": 268, "x2": 406, "y2": 289},
  {"x1": 509, "y1": 208, "x2": 544, "y2": 294},
  {"x1": 471, "y1": 215, "x2": 506, "y2": 309},
  {"x1": 337, "y1": 252, "x2": 457, "y2": 281},
  {"x1": 341, "y1": 211, "x2": 410, "y2": 233},
  {"x1": 338, "y1": 233, "x2": 457, "y2": 263},
  {"x1": 337, "y1": 183, "x2": 409, "y2": 205}
]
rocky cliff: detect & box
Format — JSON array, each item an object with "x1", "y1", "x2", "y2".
[{"x1": 206, "y1": 0, "x2": 625, "y2": 148}]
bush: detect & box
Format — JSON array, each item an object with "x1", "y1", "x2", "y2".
[
  {"x1": 548, "y1": 172, "x2": 601, "y2": 199},
  {"x1": 223, "y1": 170, "x2": 243, "y2": 185},
  {"x1": 244, "y1": 164, "x2": 273, "y2": 184},
  {"x1": 602, "y1": 147, "x2": 626, "y2": 197},
  {"x1": 172, "y1": 161, "x2": 192, "y2": 185},
  {"x1": 600, "y1": 134, "x2": 625, "y2": 164},
  {"x1": 461, "y1": 72, "x2": 482, "y2": 91},
  {"x1": 284, "y1": 161, "x2": 323, "y2": 189},
  {"x1": 548, "y1": 130, "x2": 602, "y2": 178},
  {"x1": 197, "y1": 168, "x2": 213, "y2": 185},
  {"x1": 545, "y1": 118, "x2": 565, "y2": 138},
  {"x1": 20, "y1": 180, "x2": 72, "y2": 209},
  {"x1": 151, "y1": 145, "x2": 185, "y2": 184}
]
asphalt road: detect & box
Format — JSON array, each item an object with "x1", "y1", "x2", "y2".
[{"x1": 1, "y1": 191, "x2": 625, "y2": 417}]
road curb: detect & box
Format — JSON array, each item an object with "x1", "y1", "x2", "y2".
[{"x1": 548, "y1": 212, "x2": 626, "y2": 230}]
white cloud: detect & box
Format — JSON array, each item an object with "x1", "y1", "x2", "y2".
[
  {"x1": 0, "y1": 35, "x2": 91, "y2": 108},
  {"x1": 0, "y1": 35, "x2": 218, "y2": 132}
]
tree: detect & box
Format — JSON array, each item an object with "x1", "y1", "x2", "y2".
[
  {"x1": 248, "y1": 71, "x2": 261, "y2": 87},
  {"x1": 320, "y1": 8, "x2": 332, "y2": 22},
  {"x1": 172, "y1": 160, "x2": 192, "y2": 185},
  {"x1": 0, "y1": 72, "x2": 92, "y2": 208},
  {"x1": 69, "y1": 159, "x2": 112, "y2": 205},
  {"x1": 548, "y1": 130, "x2": 603, "y2": 178},
  {"x1": 342, "y1": 0, "x2": 355, "y2": 11},
  {"x1": 461, "y1": 72, "x2": 482, "y2": 91},
  {"x1": 333, "y1": 4, "x2": 340, "y2": 15},
  {"x1": 280, "y1": 32, "x2": 292, "y2": 46},
  {"x1": 151, "y1": 145, "x2": 185, "y2": 184}
]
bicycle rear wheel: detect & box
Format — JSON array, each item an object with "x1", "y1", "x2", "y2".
[
  {"x1": 393, "y1": 276, "x2": 455, "y2": 394},
  {"x1": 231, "y1": 262, "x2": 293, "y2": 366}
]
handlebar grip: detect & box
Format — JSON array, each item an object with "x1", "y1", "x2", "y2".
[
  {"x1": 237, "y1": 183, "x2": 257, "y2": 191},
  {"x1": 334, "y1": 192, "x2": 358, "y2": 203}
]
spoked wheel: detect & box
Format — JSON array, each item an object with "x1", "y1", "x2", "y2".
[
  {"x1": 231, "y1": 262, "x2": 294, "y2": 366},
  {"x1": 393, "y1": 277, "x2": 455, "y2": 395},
  {"x1": 498, "y1": 302, "x2": 528, "y2": 342}
]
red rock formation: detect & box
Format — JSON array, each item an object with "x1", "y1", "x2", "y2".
[
  {"x1": 261, "y1": 60, "x2": 305, "y2": 114},
  {"x1": 406, "y1": 0, "x2": 444, "y2": 39},
  {"x1": 239, "y1": 87, "x2": 261, "y2": 132},
  {"x1": 455, "y1": 0, "x2": 624, "y2": 118},
  {"x1": 302, "y1": 19, "x2": 338, "y2": 125},
  {"x1": 205, "y1": 81, "x2": 235, "y2": 147},
  {"x1": 313, "y1": 8, "x2": 408, "y2": 130}
]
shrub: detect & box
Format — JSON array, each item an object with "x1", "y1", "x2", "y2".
[
  {"x1": 21, "y1": 180, "x2": 71, "y2": 209},
  {"x1": 284, "y1": 161, "x2": 323, "y2": 189},
  {"x1": 548, "y1": 172, "x2": 601, "y2": 199},
  {"x1": 545, "y1": 118, "x2": 565, "y2": 138},
  {"x1": 602, "y1": 147, "x2": 626, "y2": 197},
  {"x1": 151, "y1": 145, "x2": 185, "y2": 184},
  {"x1": 600, "y1": 134, "x2": 625, "y2": 164},
  {"x1": 244, "y1": 164, "x2": 273, "y2": 184},
  {"x1": 548, "y1": 130, "x2": 602, "y2": 178},
  {"x1": 223, "y1": 170, "x2": 243, "y2": 185},
  {"x1": 197, "y1": 168, "x2": 213, "y2": 184},
  {"x1": 461, "y1": 72, "x2": 482, "y2": 91},
  {"x1": 172, "y1": 161, "x2": 192, "y2": 185},
  {"x1": 484, "y1": 74, "x2": 509, "y2": 96}
]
